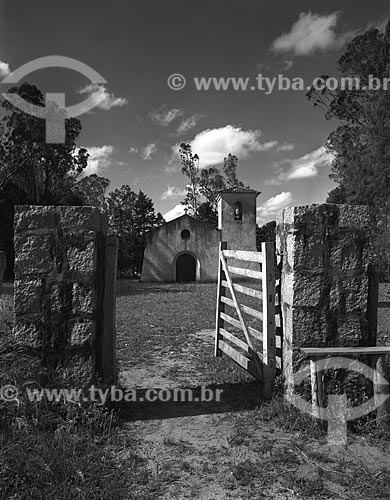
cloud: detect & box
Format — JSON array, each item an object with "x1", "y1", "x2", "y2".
[
  {"x1": 149, "y1": 105, "x2": 184, "y2": 126},
  {"x1": 161, "y1": 186, "x2": 186, "y2": 200},
  {"x1": 78, "y1": 83, "x2": 128, "y2": 110},
  {"x1": 271, "y1": 11, "x2": 356, "y2": 56},
  {"x1": 257, "y1": 191, "x2": 293, "y2": 222},
  {"x1": 0, "y1": 60, "x2": 10, "y2": 78},
  {"x1": 163, "y1": 203, "x2": 186, "y2": 221},
  {"x1": 282, "y1": 147, "x2": 334, "y2": 180},
  {"x1": 82, "y1": 145, "x2": 114, "y2": 176},
  {"x1": 266, "y1": 146, "x2": 334, "y2": 185},
  {"x1": 178, "y1": 125, "x2": 278, "y2": 168},
  {"x1": 140, "y1": 143, "x2": 157, "y2": 160},
  {"x1": 176, "y1": 114, "x2": 204, "y2": 135},
  {"x1": 277, "y1": 142, "x2": 295, "y2": 153}
]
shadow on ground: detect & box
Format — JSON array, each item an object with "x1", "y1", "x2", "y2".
[{"x1": 112, "y1": 380, "x2": 267, "y2": 421}]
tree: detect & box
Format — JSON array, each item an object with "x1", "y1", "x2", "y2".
[
  {"x1": 179, "y1": 144, "x2": 248, "y2": 224},
  {"x1": 222, "y1": 153, "x2": 245, "y2": 189},
  {"x1": 0, "y1": 83, "x2": 88, "y2": 204},
  {"x1": 179, "y1": 143, "x2": 201, "y2": 216},
  {"x1": 73, "y1": 174, "x2": 111, "y2": 210},
  {"x1": 307, "y1": 21, "x2": 390, "y2": 211},
  {"x1": 256, "y1": 221, "x2": 276, "y2": 250},
  {"x1": 107, "y1": 186, "x2": 163, "y2": 276}
]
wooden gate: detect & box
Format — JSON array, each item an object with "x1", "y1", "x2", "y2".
[{"x1": 215, "y1": 241, "x2": 278, "y2": 396}]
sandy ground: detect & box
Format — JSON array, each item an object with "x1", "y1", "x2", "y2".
[{"x1": 117, "y1": 327, "x2": 390, "y2": 500}]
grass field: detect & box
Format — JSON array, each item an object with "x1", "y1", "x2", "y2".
[{"x1": 2, "y1": 280, "x2": 390, "y2": 499}]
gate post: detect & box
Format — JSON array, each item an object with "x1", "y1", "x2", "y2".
[
  {"x1": 262, "y1": 242, "x2": 276, "y2": 397},
  {"x1": 100, "y1": 235, "x2": 118, "y2": 382},
  {"x1": 215, "y1": 241, "x2": 227, "y2": 357}
]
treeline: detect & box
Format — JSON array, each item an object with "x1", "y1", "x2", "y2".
[{"x1": 0, "y1": 83, "x2": 163, "y2": 278}]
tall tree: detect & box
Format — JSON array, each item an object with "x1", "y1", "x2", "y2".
[
  {"x1": 307, "y1": 21, "x2": 390, "y2": 212},
  {"x1": 0, "y1": 83, "x2": 88, "y2": 204},
  {"x1": 179, "y1": 143, "x2": 201, "y2": 216},
  {"x1": 107, "y1": 186, "x2": 164, "y2": 276},
  {"x1": 179, "y1": 143, "x2": 248, "y2": 224},
  {"x1": 222, "y1": 153, "x2": 245, "y2": 189}
]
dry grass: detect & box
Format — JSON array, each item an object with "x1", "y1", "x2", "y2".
[{"x1": 2, "y1": 280, "x2": 390, "y2": 499}]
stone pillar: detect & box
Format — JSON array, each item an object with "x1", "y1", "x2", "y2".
[
  {"x1": 276, "y1": 204, "x2": 372, "y2": 395},
  {"x1": 13, "y1": 206, "x2": 108, "y2": 386}
]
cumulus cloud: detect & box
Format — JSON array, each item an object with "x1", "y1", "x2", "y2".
[
  {"x1": 282, "y1": 147, "x2": 334, "y2": 180},
  {"x1": 78, "y1": 83, "x2": 128, "y2": 110},
  {"x1": 82, "y1": 145, "x2": 114, "y2": 176},
  {"x1": 257, "y1": 192, "x2": 293, "y2": 222},
  {"x1": 266, "y1": 146, "x2": 334, "y2": 185},
  {"x1": 177, "y1": 125, "x2": 278, "y2": 168},
  {"x1": 271, "y1": 11, "x2": 356, "y2": 56},
  {"x1": 0, "y1": 60, "x2": 10, "y2": 78},
  {"x1": 163, "y1": 203, "x2": 186, "y2": 221},
  {"x1": 176, "y1": 114, "x2": 204, "y2": 135},
  {"x1": 140, "y1": 143, "x2": 157, "y2": 160},
  {"x1": 161, "y1": 186, "x2": 187, "y2": 200},
  {"x1": 149, "y1": 105, "x2": 184, "y2": 126}
]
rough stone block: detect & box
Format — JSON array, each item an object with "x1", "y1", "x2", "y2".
[
  {"x1": 58, "y1": 206, "x2": 103, "y2": 232},
  {"x1": 13, "y1": 321, "x2": 42, "y2": 348},
  {"x1": 49, "y1": 282, "x2": 73, "y2": 314},
  {"x1": 294, "y1": 237, "x2": 325, "y2": 270},
  {"x1": 14, "y1": 206, "x2": 57, "y2": 232},
  {"x1": 72, "y1": 282, "x2": 94, "y2": 314},
  {"x1": 291, "y1": 309, "x2": 328, "y2": 346},
  {"x1": 14, "y1": 279, "x2": 42, "y2": 314},
  {"x1": 66, "y1": 242, "x2": 96, "y2": 274},
  {"x1": 69, "y1": 319, "x2": 95, "y2": 346},
  {"x1": 337, "y1": 319, "x2": 365, "y2": 345},
  {"x1": 293, "y1": 273, "x2": 324, "y2": 307},
  {"x1": 14, "y1": 235, "x2": 53, "y2": 276}
]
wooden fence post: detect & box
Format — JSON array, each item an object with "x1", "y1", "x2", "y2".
[
  {"x1": 101, "y1": 235, "x2": 118, "y2": 382},
  {"x1": 215, "y1": 241, "x2": 227, "y2": 357},
  {"x1": 262, "y1": 242, "x2": 276, "y2": 397}
]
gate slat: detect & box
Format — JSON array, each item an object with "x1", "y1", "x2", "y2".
[
  {"x1": 220, "y1": 328, "x2": 250, "y2": 353},
  {"x1": 222, "y1": 250, "x2": 263, "y2": 263},
  {"x1": 221, "y1": 296, "x2": 263, "y2": 321},
  {"x1": 228, "y1": 265, "x2": 263, "y2": 280},
  {"x1": 218, "y1": 340, "x2": 263, "y2": 381},
  {"x1": 220, "y1": 312, "x2": 263, "y2": 342},
  {"x1": 221, "y1": 280, "x2": 262, "y2": 299},
  {"x1": 220, "y1": 311, "x2": 242, "y2": 330}
]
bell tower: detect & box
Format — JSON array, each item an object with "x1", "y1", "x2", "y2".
[{"x1": 216, "y1": 187, "x2": 260, "y2": 250}]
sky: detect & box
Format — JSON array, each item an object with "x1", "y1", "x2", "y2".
[{"x1": 0, "y1": 0, "x2": 389, "y2": 224}]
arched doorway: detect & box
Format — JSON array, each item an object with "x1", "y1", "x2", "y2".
[{"x1": 176, "y1": 253, "x2": 196, "y2": 282}]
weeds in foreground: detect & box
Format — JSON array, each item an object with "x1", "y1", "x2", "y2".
[{"x1": 0, "y1": 292, "x2": 161, "y2": 500}]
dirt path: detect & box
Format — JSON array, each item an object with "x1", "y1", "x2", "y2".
[{"x1": 116, "y1": 282, "x2": 390, "y2": 499}]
